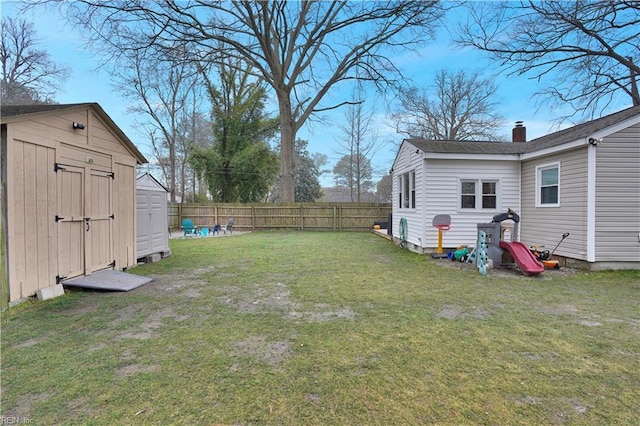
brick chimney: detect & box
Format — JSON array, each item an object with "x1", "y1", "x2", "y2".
[{"x1": 512, "y1": 121, "x2": 526, "y2": 142}]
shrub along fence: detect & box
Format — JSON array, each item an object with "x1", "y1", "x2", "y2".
[{"x1": 169, "y1": 203, "x2": 392, "y2": 232}]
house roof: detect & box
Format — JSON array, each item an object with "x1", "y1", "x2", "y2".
[
  {"x1": 1, "y1": 103, "x2": 148, "y2": 164},
  {"x1": 405, "y1": 104, "x2": 640, "y2": 156}
]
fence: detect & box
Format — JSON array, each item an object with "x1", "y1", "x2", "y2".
[{"x1": 169, "y1": 202, "x2": 392, "y2": 232}]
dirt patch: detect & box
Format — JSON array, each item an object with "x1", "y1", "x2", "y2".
[
  {"x1": 13, "y1": 338, "x2": 44, "y2": 348},
  {"x1": 116, "y1": 363, "x2": 161, "y2": 377},
  {"x1": 1, "y1": 391, "x2": 54, "y2": 420},
  {"x1": 435, "y1": 305, "x2": 489, "y2": 320},
  {"x1": 289, "y1": 308, "x2": 356, "y2": 322},
  {"x1": 232, "y1": 336, "x2": 292, "y2": 371}
]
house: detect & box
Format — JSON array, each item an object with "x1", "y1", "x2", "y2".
[
  {"x1": 136, "y1": 173, "x2": 170, "y2": 260},
  {"x1": 391, "y1": 105, "x2": 640, "y2": 270},
  {"x1": 1, "y1": 103, "x2": 148, "y2": 305}
]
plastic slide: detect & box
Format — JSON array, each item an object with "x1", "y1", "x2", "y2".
[{"x1": 499, "y1": 241, "x2": 544, "y2": 276}]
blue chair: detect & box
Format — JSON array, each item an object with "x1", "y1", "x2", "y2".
[
  {"x1": 199, "y1": 227, "x2": 209, "y2": 237},
  {"x1": 181, "y1": 219, "x2": 197, "y2": 237}
]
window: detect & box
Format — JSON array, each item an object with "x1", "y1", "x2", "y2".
[
  {"x1": 536, "y1": 163, "x2": 559, "y2": 206},
  {"x1": 482, "y1": 182, "x2": 497, "y2": 209},
  {"x1": 460, "y1": 179, "x2": 498, "y2": 210},
  {"x1": 411, "y1": 171, "x2": 416, "y2": 209},
  {"x1": 398, "y1": 171, "x2": 416, "y2": 209},
  {"x1": 461, "y1": 181, "x2": 476, "y2": 209}
]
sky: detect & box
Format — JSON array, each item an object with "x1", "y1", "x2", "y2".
[{"x1": 1, "y1": 1, "x2": 634, "y2": 187}]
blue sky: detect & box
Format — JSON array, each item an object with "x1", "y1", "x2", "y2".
[{"x1": 2, "y1": 1, "x2": 633, "y2": 186}]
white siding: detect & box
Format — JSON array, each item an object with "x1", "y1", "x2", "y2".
[
  {"x1": 424, "y1": 159, "x2": 520, "y2": 248},
  {"x1": 392, "y1": 143, "x2": 425, "y2": 248},
  {"x1": 594, "y1": 123, "x2": 640, "y2": 262},
  {"x1": 521, "y1": 148, "x2": 589, "y2": 260}
]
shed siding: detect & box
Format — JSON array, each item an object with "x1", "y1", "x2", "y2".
[
  {"x1": 6, "y1": 137, "x2": 57, "y2": 300},
  {"x1": 594, "y1": 123, "x2": 640, "y2": 261},
  {"x1": 392, "y1": 143, "x2": 424, "y2": 249},
  {"x1": 89, "y1": 110, "x2": 131, "y2": 157},
  {"x1": 521, "y1": 148, "x2": 588, "y2": 260},
  {"x1": 113, "y1": 160, "x2": 137, "y2": 269},
  {"x1": 424, "y1": 159, "x2": 520, "y2": 248}
]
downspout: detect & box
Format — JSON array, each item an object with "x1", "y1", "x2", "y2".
[{"x1": 586, "y1": 139, "x2": 598, "y2": 263}]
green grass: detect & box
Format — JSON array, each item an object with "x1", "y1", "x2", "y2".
[{"x1": 2, "y1": 231, "x2": 639, "y2": 425}]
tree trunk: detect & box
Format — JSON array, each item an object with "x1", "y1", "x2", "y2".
[
  {"x1": 277, "y1": 92, "x2": 296, "y2": 203},
  {"x1": 630, "y1": 57, "x2": 640, "y2": 107}
]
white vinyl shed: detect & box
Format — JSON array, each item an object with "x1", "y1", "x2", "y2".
[{"x1": 136, "y1": 173, "x2": 170, "y2": 260}]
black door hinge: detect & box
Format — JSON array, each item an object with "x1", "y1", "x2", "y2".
[
  {"x1": 56, "y1": 275, "x2": 67, "y2": 284},
  {"x1": 55, "y1": 215, "x2": 65, "y2": 222},
  {"x1": 109, "y1": 214, "x2": 115, "y2": 219},
  {"x1": 54, "y1": 163, "x2": 66, "y2": 172},
  {"x1": 107, "y1": 172, "x2": 115, "y2": 179}
]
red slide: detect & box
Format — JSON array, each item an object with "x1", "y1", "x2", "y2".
[{"x1": 499, "y1": 241, "x2": 544, "y2": 276}]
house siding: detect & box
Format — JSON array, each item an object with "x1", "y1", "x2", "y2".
[
  {"x1": 521, "y1": 148, "x2": 589, "y2": 260},
  {"x1": 594, "y1": 123, "x2": 640, "y2": 262},
  {"x1": 391, "y1": 143, "x2": 424, "y2": 250},
  {"x1": 424, "y1": 159, "x2": 520, "y2": 248}
]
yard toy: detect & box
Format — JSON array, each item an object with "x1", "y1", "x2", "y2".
[{"x1": 431, "y1": 214, "x2": 451, "y2": 259}]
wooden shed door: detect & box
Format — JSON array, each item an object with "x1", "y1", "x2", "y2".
[
  {"x1": 86, "y1": 170, "x2": 114, "y2": 273},
  {"x1": 57, "y1": 165, "x2": 114, "y2": 279},
  {"x1": 57, "y1": 165, "x2": 85, "y2": 279}
]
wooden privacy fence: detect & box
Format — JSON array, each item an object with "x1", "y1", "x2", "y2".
[{"x1": 169, "y1": 203, "x2": 392, "y2": 232}]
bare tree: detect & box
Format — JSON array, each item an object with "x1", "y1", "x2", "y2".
[
  {"x1": 456, "y1": 1, "x2": 640, "y2": 120},
  {"x1": 335, "y1": 81, "x2": 383, "y2": 201},
  {"x1": 0, "y1": 17, "x2": 70, "y2": 104},
  {"x1": 113, "y1": 46, "x2": 203, "y2": 202},
  {"x1": 32, "y1": 1, "x2": 445, "y2": 202},
  {"x1": 391, "y1": 69, "x2": 505, "y2": 141}
]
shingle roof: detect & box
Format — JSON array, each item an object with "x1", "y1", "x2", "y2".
[
  {"x1": 406, "y1": 104, "x2": 640, "y2": 156},
  {"x1": 0, "y1": 103, "x2": 92, "y2": 118}
]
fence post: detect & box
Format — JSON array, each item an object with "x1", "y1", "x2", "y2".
[
  {"x1": 252, "y1": 205, "x2": 256, "y2": 231},
  {"x1": 333, "y1": 206, "x2": 337, "y2": 230},
  {"x1": 300, "y1": 204, "x2": 304, "y2": 230}
]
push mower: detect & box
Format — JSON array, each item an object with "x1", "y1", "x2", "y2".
[{"x1": 530, "y1": 233, "x2": 570, "y2": 269}]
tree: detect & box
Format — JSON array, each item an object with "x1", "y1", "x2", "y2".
[
  {"x1": 1, "y1": 17, "x2": 70, "y2": 104},
  {"x1": 456, "y1": 1, "x2": 640, "y2": 120},
  {"x1": 335, "y1": 81, "x2": 384, "y2": 201},
  {"x1": 113, "y1": 46, "x2": 202, "y2": 202},
  {"x1": 333, "y1": 153, "x2": 374, "y2": 201},
  {"x1": 37, "y1": 1, "x2": 446, "y2": 202},
  {"x1": 391, "y1": 69, "x2": 505, "y2": 141},
  {"x1": 189, "y1": 58, "x2": 279, "y2": 203},
  {"x1": 376, "y1": 174, "x2": 392, "y2": 203},
  {"x1": 270, "y1": 139, "x2": 323, "y2": 203}
]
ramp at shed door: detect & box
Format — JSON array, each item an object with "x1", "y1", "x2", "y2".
[
  {"x1": 136, "y1": 189, "x2": 169, "y2": 258},
  {"x1": 62, "y1": 269, "x2": 152, "y2": 291}
]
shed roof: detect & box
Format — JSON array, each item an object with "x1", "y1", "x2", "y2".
[
  {"x1": 1, "y1": 103, "x2": 148, "y2": 164},
  {"x1": 137, "y1": 173, "x2": 168, "y2": 192},
  {"x1": 406, "y1": 104, "x2": 640, "y2": 156}
]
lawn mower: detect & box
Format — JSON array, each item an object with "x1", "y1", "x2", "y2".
[{"x1": 530, "y1": 233, "x2": 570, "y2": 269}]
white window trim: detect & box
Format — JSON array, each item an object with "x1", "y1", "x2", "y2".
[
  {"x1": 398, "y1": 170, "x2": 416, "y2": 210},
  {"x1": 535, "y1": 162, "x2": 561, "y2": 207},
  {"x1": 458, "y1": 179, "x2": 500, "y2": 211}
]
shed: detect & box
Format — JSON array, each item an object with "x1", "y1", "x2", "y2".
[
  {"x1": 1, "y1": 103, "x2": 147, "y2": 305},
  {"x1": 136, "y1": 173, "x2": 170, "y2": 260}
]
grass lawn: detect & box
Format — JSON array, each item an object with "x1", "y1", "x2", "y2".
[{"x1": 1, "y1": 231, "x2": 639, "y2": 425}]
